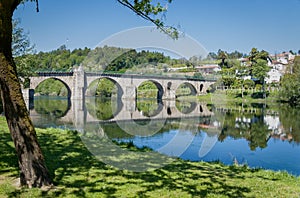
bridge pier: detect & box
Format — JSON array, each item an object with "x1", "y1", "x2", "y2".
[
  {"x1": 22, "y1": 88, "x2": 34, "y2": 100},
  {"x1": 122, "y1": 86, "x2": 136, "y2": 100},
  {"x1": 163, "y1": 87, "x2": 176, "y2": 100},
  {"x1": 72, "y1": 99, "x2": 86, "y2": 131},
  {"x1": 21, "y1": 88, "x2": 34, "y2": 111},
  {"x1": 73, "y1": 66, "x2": 85, "y2": 100}
]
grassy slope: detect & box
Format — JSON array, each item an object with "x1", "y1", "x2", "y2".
[
  {"x1": 0, "y1": 116, "x2": 299, "y2": 197},
  {"x1": 186, "y1": 91, "x2": 279, "y2": 105}
]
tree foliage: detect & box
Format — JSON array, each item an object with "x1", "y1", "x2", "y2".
[
  {"x1": 12, "y1": 19, "x2": 34, "y2": 57},
  {"x1": 18, "y1": 45, "x2": 172, "y2": 74},
  {"x1": 248, "y1": 48, "x2": 270, "y2": 82},
  {"x1": 251, "y1": 59, "x2": 270, "y2": 82},
  {"x1": 12, "y1": 19, "x2": 35, "y2": 87},
  {"x1": 248, "y1": 48, "x2": 270, "y2": 98},
  {"x1": 280, "y1": 56, "x2": 300, "y2": 105},
  {"x1": 106, "y1": 49, "x2": 170, "y2": 72},
  {"x1": 217, "y1": 49, "x2": 228, "y2": 68}
]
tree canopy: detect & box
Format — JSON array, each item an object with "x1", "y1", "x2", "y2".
[{"x1": 280, "y1": 56, "x2": 300, "y2": 105}]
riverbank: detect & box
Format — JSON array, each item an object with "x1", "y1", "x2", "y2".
[
  {"x1": 177, "y1": 90, "x2": 280, "y2": 105},
  {"x1": 0, "y1": 116, "x2": 299, "y2": 197}
]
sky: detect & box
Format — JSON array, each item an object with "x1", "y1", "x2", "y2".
[{"x1": 13, "y1": 0, "x2": 300, "y2": 55}]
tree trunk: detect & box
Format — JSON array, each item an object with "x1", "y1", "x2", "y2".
[
  {"x1": 262, "y1": 79, "x2": 266, "y2": 99},
  {"x1": 0, "y1": 0, "x2": 52, "y2": 188},
  {"x1": 241, "y1": 81, "x2": 244, "y2": 98}
]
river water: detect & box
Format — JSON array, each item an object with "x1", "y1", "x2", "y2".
[{"x1": 29, "y1": 96, "x2": 300, "y2": 176}]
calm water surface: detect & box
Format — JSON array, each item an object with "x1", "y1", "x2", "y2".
[{"x1": 30, "y1": 97, "x2": 300, "y2": 176}]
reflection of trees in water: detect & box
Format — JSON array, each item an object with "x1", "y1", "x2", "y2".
[
  {"x1": 89, "y1": 102, "x2": 300, "y2": 151},
  {"x1": 218, "y1": 102, "x2": 300, "y2": 149},
  {"x1": 248, "y1": 120, "x2": 270, "y2": 150},
  {"x1": 92, "y1": 101, "x2": 300, "y2": 148},
  {"x1": 95, "y1": 117, "x2": 204, "y2": 139},
  {"x1": 279, "y1": 105, "x2": 300, "y2": 143},
  {"x1": 86, "y1": 97, "x2": 120, "y2": 120},
  {"x1": 175, "y1": 101, "x2": 197, "y2": 114},
  {"x1": 219, "y1": 108, "x2": 271, "y2": 151},
  {"x1": 175, "y1": 83, "x2": 196, "y2": 97},
  {"x1": 136, "y1": 99, "x2": 162, "y2": 117},
  {"x1": 34, "y1": 97, "x2": 70, "y2": 118}
]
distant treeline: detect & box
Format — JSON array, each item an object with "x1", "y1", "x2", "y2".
[{"x1": 16, "y1": 45, "x2": 195, "y2": 74}]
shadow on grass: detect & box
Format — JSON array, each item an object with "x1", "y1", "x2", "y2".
[
  {"x1": 0, "y1": 130, "x2": 19, "y2": 176},
  {"x1": 0, "y1": 128, "x2": 280, "y2": 197}
]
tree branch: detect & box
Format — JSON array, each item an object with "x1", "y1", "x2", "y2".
[
  {"x1": 116, "y1": 0, "x2": 178, "y2": 39},
  {"x1": 35, "y1": 0, "x2": 39, "y2": 12}
]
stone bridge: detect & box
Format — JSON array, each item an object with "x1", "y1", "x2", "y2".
[{"x1": 28, "y1": 66, "x2": 216, "y2": 100}]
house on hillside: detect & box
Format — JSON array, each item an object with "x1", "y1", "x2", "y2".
[
  {"x1": 195, "y1": 64, "x2": 221, "y2": 75},
  {"x1": 266, "y1": 68, "x2": 282, "y2": 84},
  {"x1": 270, "y1": 52, "x2": 295, "y2": 65},
  {"x1": 265, "y1": 53, "x2": 295, "y2": 83},
  {"x1": 238, "y1": 57, "x2": 249, "y2": 66},
  {"x1": 265, "y1": 59, "x2": 285, "y2": 84}
]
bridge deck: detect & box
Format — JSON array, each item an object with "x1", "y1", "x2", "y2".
[{"x1": 36, "y1": 71, "x2": 217, "y2": 82}]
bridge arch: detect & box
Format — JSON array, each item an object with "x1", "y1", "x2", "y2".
[
  {"x1": 137, "y1": 80, "x2": 164, "y2": 100},
  {"x1": 33, "y1": 77, "x2": 72, "y2": 98},
  {"x1": 86, "y1": 77, "x2": 124, "y2": 98},
  {"x1": 175, "y1": 82, "x2": 197, "y2": 98}
]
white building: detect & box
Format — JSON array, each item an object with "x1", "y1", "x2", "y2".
[
  {"x1": 266, "y1": 68, "x2": 282, "y2": 84},
  {"x1": 195, "y1": 64, "x2": 221, "y2": 74}
]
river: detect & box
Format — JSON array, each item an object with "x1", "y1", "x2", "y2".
[{"x1": 29, "y1": 96, "x2": 300, "y2": 176}]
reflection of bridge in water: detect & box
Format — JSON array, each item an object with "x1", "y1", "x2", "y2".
[{"x1": 29, "y1": 98, "x2": 214, "y2": 129}]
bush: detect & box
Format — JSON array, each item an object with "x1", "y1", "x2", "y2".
[
  {"x1": 255, "y1": 84, "x2": 262, "y2": 90},
  {"x1": 244, "y1": 79, "x2": 255, "y2": 89},
  {"x1": 193, "y1": 72, "x2": 204, "y2": 80},
  {"x1": 251, "y1": 91, "x2": 269, "y2": 99}
]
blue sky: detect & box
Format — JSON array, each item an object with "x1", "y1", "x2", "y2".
[{"x1": 13, "y1": 0, "x2": 300, "y2": 54}]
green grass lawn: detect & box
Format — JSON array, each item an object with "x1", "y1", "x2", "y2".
[{"x1": 0, "y1": 116, "x2": 299, "y2": 197}]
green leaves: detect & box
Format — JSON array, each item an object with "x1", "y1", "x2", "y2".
[
  {"x1": 247, "y1": 48, "x2": 270, "y2": 84},
  {"x1": 280, "y1": 57, "x2": 300, "y2": 105},
  {"x1": 251, "y1": 59, "x2": 270, "y2": 81},
  {"x1": 12, "y1": 19, "x2": 34, "y2": 57},
  {"x1": 12, "y1": 19, "x2": 36, "y2": 87}
]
